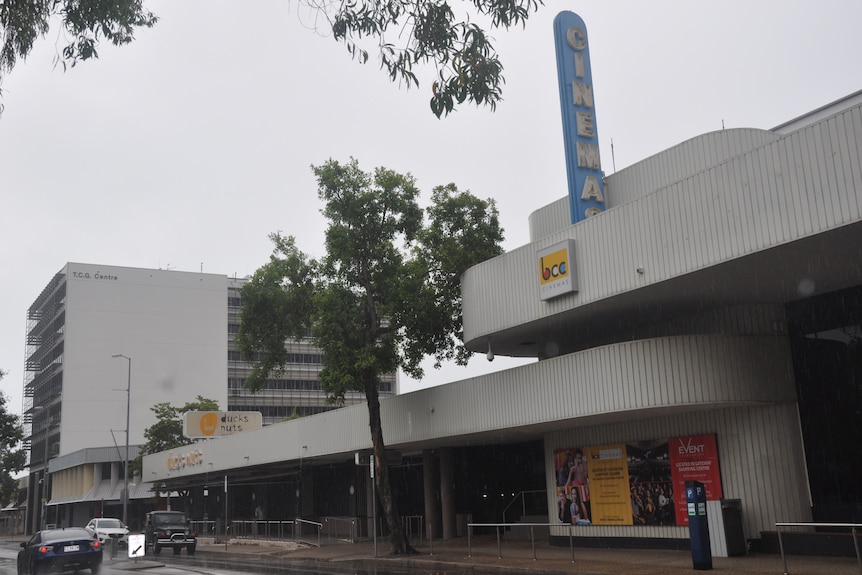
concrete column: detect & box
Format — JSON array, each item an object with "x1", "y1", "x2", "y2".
[
  {"x1": 27, "y1": 474, "x2": 39, "y2": 533},
  {"x1": 439, "y1": 447, "x2": 456, "y2": 540},
  {"x1": 422, "y1": 450, "x2": 440, "y2": 540},
  {"x1": 300, "y1": 468, "x2": 314, "y2": 517}
]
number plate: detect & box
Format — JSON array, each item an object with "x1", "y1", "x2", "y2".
[{"x1": 64, "y1": 545, "x2": 80, "y2": 552}]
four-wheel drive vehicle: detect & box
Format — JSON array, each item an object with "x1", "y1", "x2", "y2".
[{"x1": 143, "y1": 511, "x2": 196, "y2": 555}]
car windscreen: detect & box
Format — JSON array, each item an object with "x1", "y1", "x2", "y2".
[
  {"x1": 42, "y1": 528, "x2": 93, "y2": 542},
  {"x1": 97, "y1": 519, "x2": 124, "y2": 528},
  {"x1": 153, "y1": 514, "x2": 186, "y2": 526}
]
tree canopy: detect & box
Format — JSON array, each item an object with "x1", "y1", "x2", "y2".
[
  {"x1": 237, "y1": 157, "x2": 503, "y2": 553},
  {"x1": 0, "y1": 369, "x2": 26, "y2": 507},
  {"x1": 331, "y1": 0, "x2": 543, "y2": 116},
  {"x1": 0, "y1": 0, "x2": 543, "y2": 117},
  {"x1": 128, "y1": 395, "x2": 219, "y2": 478},
  {"x1": 0, "y1": 0, "x2": 157, "y2": 73}
]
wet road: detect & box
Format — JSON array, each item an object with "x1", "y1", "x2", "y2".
[
  {"x1": 0, "y1": 545, "x2": 244, "y2": 575},
  {"x1": 0, "y1": 543, "x2": 414, "y2": 575}
]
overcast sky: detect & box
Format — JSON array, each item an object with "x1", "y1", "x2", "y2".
[{"x1": 2, "y1": 0, "x2": 861, "y2": 415}]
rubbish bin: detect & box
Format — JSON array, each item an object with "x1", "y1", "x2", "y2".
[{"x1": 720, "y1": 499, "x2": 747, "y2": 556}]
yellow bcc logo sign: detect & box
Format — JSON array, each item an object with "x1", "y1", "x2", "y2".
[
  {"x1": 539, "y1": 247, "x2": 570, "y2": 285},
  {"x1": 537, "y1": 239, "x2": 578, "y2": 301}
]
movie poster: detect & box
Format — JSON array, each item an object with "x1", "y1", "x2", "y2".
[
  {"x1": 555, "y1": 433, "x2": 722, "y2": 527},
  {"x1": 553, "y1": 448, "x2": 592, "y2": 525},
  {"x1": 668, "y1": 434, "x2": 722, "y2": 525},
  {"x1": 584, "y1": 444, "x2": 631, "y2": 525},
  {"x1": 626, "y1": 439, "x2": 676, "y2": 526}
]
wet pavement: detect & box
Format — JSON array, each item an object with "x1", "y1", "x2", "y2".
[
  {"x1": 186, "y1": 536, "x2": 860, "y2": 575},
  {"x1": 4, "y1": 535, "x2": 860, "y2": 575}
]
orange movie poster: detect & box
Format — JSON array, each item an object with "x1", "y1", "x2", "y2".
[{"x1": 584, "y1": 444, "x2": 632, "y2": 526}]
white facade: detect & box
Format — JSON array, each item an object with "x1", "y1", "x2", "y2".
[
  {"x1": 22, "y1": 263, "x2": 229, "y2": 531},
  {"x1": 52, "y1": 263, "x2": 228, "y2": 454},
  {"x1": 143, "y1": 90, "x2": 862, "y2": 551}
]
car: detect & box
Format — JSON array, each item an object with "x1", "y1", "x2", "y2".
[
  {"x1": 17, "y1": 527, "x2": 102, "y2": 575},
  {"x1": 84, "y1": 517, "x2": 129, "y2": 548},
  {"x1": 143, "y1": 510, "x2": 196, "y2": 555}
]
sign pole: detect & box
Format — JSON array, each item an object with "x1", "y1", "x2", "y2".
[
  {"x1": 370, "y1": 454, "x2": 376, "y2": 558},
  {"x1": 224, "y1": 475, "x2": 228, "y2": 552}
]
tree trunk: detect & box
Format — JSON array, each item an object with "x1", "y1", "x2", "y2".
[{"x1": 364, "y1": 374, "x2": 415, "y2": 555}]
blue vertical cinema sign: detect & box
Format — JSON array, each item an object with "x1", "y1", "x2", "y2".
[{"x1": 554, "y1": 11, "x2": 605, "y2": 224}]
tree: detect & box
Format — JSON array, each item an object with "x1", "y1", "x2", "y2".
[
  {"x1": 128, "y1": 395, "x2": 219, "y2": 478},
  {"x1": 330, "y1": 0, "x2": 543, "y2": 116},
  {"x1": 236, "y1": 158, "x2": 503, "y2": 554},
  {"x1": 0, "y1": 369, "x2": 26, "y2": 507},
  {"x1": 0, "y1": 0, "x2": 157, "y2": 85},
  {"x1": 0, "y1": 0, "x2": 543, "y2": 117}
]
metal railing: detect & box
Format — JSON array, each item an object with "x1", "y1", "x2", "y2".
[
  {"x1": 295, "y1": 518, "x2": 322, "y2": 547},
  {"x1": 323, "y1": 517, "x2": 356, "y2": 542},
  {"x1": 229, "y1": 520, "x2": 296, "y2": 541},
  {"x1": 0, "y1": 515, "x2": 21, "y2": 535},
  {"x1": 192, "y1": 519, "x2": 300, "y2": 543},
  {"x1": 467, "y1": 522, "x2": 584, "y2": 562},
  {"x1": 191, "y1": 517, "x2": 324, "y2": 546},
  {"x1": 775, "y1": 522, "x2": 861, "y2": 575},
  {"x1": 501, "y1": 490, "x2": 547, "y2": 525},
  {"x1": 402, "y1": 515, "x2": 424, "y2": 542},
  {"x1": 190, "y1": 520, "x2": 216, "y2": 537}
]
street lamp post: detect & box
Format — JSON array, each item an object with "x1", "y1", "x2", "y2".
[
  {"x1": 111, "y1": 354, "x2": 132, "y2": 527},
  {"x1": 41, "y1": 418, "x2": 49, "y2": 530}
]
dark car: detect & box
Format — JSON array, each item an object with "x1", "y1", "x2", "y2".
[
  {"x1": 17, "y1": 527, "x2": 102, "y2": 575},
  {"x1": 144, "y1": 510, "x2": 196, "y2": 555}
]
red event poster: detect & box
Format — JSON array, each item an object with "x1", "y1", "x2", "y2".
[{"x1": 669, "y1": 434, "x2": 723, "y2": 525}]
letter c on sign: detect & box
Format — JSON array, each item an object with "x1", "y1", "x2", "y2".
[{"x1": 566, "y1": 26, "x2": 587, "y2": 50}]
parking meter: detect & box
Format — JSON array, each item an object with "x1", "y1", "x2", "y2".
[{"x1": 686, "y1": 480, "x2": 712, "y2": 570}]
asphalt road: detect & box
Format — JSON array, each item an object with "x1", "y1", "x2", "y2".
[
  {"x1": 0, "y1": 540, "x2": 420, "y2": 575},
  {"x1": 0, "y1": 543, "x2": 252, "y2": 575}
]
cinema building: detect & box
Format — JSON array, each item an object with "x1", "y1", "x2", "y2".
[{"x1": 144, "y1": 90, "x2": 862, "y2": 554}]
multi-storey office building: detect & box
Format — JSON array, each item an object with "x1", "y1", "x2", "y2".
[
  {"x1": 22, "y1": 264, "x2": 395, "y2": 531},
  {"x1": 226, "y1": 279, "x2": 396, "y2": 422},
  {"x1": 22, "y1": 264, "x2": 227, "y2": 531}
]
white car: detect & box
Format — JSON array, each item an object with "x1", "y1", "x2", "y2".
[{"x1": 85, "y1": 517, "x2": 129, "y2": 547}]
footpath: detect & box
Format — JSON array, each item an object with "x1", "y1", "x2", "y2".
[{"x1": 183, "y1": 536, "x2": 859, "y2": 575}]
